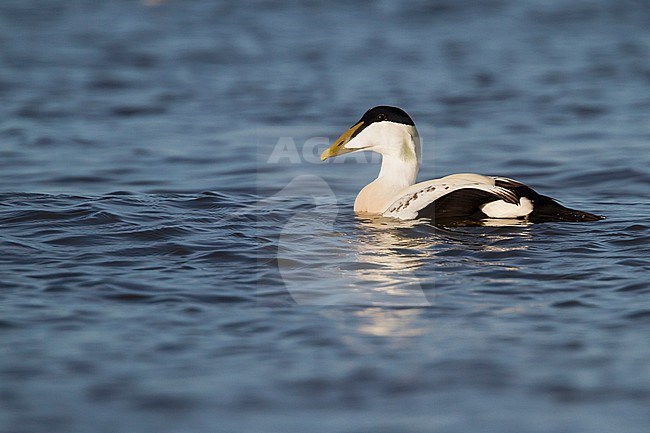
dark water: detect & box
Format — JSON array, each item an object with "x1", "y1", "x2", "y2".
[{"x1": 2, "y1": 1, "x2": 650, "y2": 432}]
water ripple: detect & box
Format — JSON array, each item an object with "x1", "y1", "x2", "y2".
[{"x1": 1, "y1": 1, "x2": 650, "y2": 432}]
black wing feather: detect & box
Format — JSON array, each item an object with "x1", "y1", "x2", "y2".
[
  {"x1": 494, "y1": 177, "x2": 603, "y2": 222},
  {"x1": 415, "y1": 188, "x2": 501, "y2": 220}
]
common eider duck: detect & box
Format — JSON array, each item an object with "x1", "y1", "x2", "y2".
[{"x1": 320, "y1": 106, "x2": 603, "y2": 223}]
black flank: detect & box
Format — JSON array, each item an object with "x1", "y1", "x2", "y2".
[{"x1": 416, "y1": 189, "x2": 500, "y2": 221}]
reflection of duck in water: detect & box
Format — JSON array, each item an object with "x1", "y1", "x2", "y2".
[
  {"x1": 346, "y1": 217, "x2": 432, "y2": 306},
  {"x1": 321, "y1": 106, "x2": 603, "y2": 224},
  {"x1": 275, "y1": 176, "x2": 430, "y2": 306}
]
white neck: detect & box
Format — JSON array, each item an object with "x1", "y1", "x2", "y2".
[
  {"x1": 354, "y1": 129, "x2": 420, "y2": 214},
  {"x1": 377, "y1": 153, "x2": 419, "y2": 187}
]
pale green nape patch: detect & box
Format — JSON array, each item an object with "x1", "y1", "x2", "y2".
[{"x1": 398, "y1": 130, "x2": 421, "y2": 163}]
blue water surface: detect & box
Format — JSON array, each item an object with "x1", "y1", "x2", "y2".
[{"x1": 1, "y1": 1, "x2": 650, "y2": 432}]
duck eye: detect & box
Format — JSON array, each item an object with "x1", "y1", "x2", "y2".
[{"x1": 377, "y1": 113, "x2": 386, "y2": 121}]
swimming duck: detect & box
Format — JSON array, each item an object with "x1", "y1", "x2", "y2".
[{"x1": 320, "y1": 106, "x2": 603, "y2": 223}]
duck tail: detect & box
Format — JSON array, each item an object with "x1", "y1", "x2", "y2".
[{"x1": 529, "y1": 195, "x2": 604, "y2": 223}]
